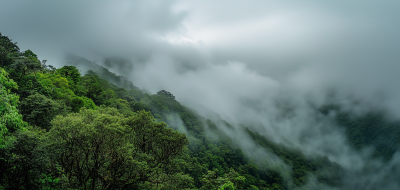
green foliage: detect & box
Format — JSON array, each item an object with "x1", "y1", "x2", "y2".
[
  {"x1": 200, "y1": 168, "x2": 245, "y2": 190},
  {"x1": 109, "y1": 98, "x2": 133, "y2": 115},
  {"x1": 22, "y1": 49, "x2": 37, "y2": 58},
  {"x1": 219, "y1": 181, "x2": 235, "y2": 190},
  {"x1": 37, "y1": 72, "x2": 69, "y2": 89},
  {"x1": 12, "y1": 74, "x2": 51, "y2": 101},
  {"x1": 39, "y1": 173, "x2": 60, "y2": 190},
  {"x1": 46, "y1": 107, "x2": 192, "y2": 189},
  {"x1": 19, "y1": 92, "x2": 64, "y2": 130},
  {"x1": 80, "y1": 73, "x2": 102, "y2": 100},
  {"x1": 131, "y1": 101, "x2": 151, "y2": 112},
  {"x1": 0, "y1": 33, "x2": 20, "y2": 68},
  {"x1": 96, "y1": 89, "x2": 117, "y2": 104},
  {"x1": 0, "y1": 67, "x2": 27, "y2": 146},
  {"x1": 36, "y1": 72, "x2": 71, "y2": 98},
  {"x1": 57, "y1": 66, "x2": 81, "y2": 85},
  {"x1": 0, "y1": 127, "x2": 49, "y2": 189},
  {"x1": 8, "y1": 54, "x2": 42, "y2": 81},
  {"x1": 113, "y1": 87, "x2": 136, "y2": 102},
  {"x1": 81, "y1": 96, "x2": 96, "y2": 109},
  {"x1": 157, "y1": 89, "x2": 176, "y2": 100},
  {"x1": 0, "y1": 46, "x2": 50, "y2": 100},
  {"x1": 70, "y1": 96, "x2": 85, "y2": 113}
]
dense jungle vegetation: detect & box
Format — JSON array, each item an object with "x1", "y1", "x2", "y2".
[{"x1": 0, "y1": 32, "x2": 362, "y2": 190}]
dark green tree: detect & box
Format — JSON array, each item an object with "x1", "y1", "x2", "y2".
[
  {"x1": 0, "y1": 128, "x2": 52, "y2": 190},
  {"x1": 80, "y1": 73, "x2": 102, "y2": 100},
  {"x1": 157, "y1": 90, "x2": 175, "y2": 100},
  {"x1": 131, "y1": 102, "x2": 151, "y2": 112},
  {"x1": 22, "y1": 49, "x2": 37, "y2": 58},
  {"x1": 8, "y1": 53, "x2": 42, "y2": 81},
  {"x1": 0, "y1": 33, "x2": 20, "y2": 68},
  {"x1": 70, "y1": 96, "x2": 85, "y2": 113},
  {"x1": 19, "y1": 92, "x2": 64, "y2": 130}
]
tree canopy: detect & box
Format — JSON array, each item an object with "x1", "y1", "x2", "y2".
[
  {"x1": 46, "y1": 107, "x2": 193, "y2": 189},
  {"x1": 157, "y1": 89, "x2": 176, "y2": 100},
  {"x1": 0, "y1": 33, "x2": 20, "y2": 68}
]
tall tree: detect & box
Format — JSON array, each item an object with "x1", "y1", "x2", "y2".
[
  {"x1": 9, "y1": 52, "x2": 42, "y2": 81},
  {"x1": 80, "y1": 73, "x2": 102, "y2": 100},
  {"x1": 157, "y1": 90, "x2": 175, "y2": 100},
  {"x1": 19, "y1": 92, "x2": 64, "y2": 130},
  {"x1": 57, "y1": 66, "x2": 81, "y2": 85},
  {"x1": 0, "y1": 33, "x2": 20, "y2": 68}
]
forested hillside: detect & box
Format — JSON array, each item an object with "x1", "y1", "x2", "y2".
[{"x1": 0, "y1": 33, "x2": 370, "y2": 190}]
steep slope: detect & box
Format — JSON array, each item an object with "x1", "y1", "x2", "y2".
[{"x1": 68, "y1": 57, "x2": 344, "y2": 189}]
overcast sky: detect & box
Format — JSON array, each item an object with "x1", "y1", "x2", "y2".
[
  {"x1": 2, "y1": 1, "x2": 400, "y2": 188},
  {"x1": 1, "y1": 0, "x2": 400, "y2": 119}
]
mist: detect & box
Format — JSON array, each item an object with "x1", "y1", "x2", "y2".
[{"x1": 2, "y1": 0, "x2": 400, "y2": 189}]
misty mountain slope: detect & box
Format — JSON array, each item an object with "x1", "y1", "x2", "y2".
[
  {"x1": 205, "y1": 120, "x2": 343, "y2": 189},
  {"x1": 66, "y1": 63, "x2": 400, "y2": 189},
  {"x1": 66, "y1": 59, "x2": 346, "y2": 189},
  {"x1": 2, "y1": 0, "x2": 400, "y2": 188},
  {"x1": 65, "y1": 53, "x2": 141, "y2": 91},
  {"x1": 244, "y1": 128, "x2": 342, "y2": 187},
  {"x1": 320, "y1": 105, "x2": 400, "y2": 161}
]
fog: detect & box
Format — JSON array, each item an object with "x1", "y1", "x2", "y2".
[{"x1": 2, "y1": 0, "x2": 400, "y2": 189}]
